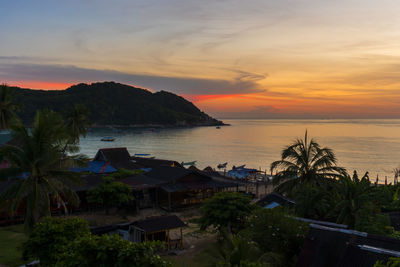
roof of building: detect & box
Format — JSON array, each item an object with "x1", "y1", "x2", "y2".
[
  {"x1": 131, "y1": 156, "x2": 182, "y2": 168},
  {"x1": 119, "y1": 174, "x2": 164, "y2": 190},
  {"x1": 93, "y1": 148, "x2": 142, "y2": 170},
  {"x1": 132, "y1": 215, "x2": 186, "y2": 233},
  {"x1": 257, "y1": 192, "x2": 295, "y2": 208},
  {"x1": 145, "y1": 166, "x2": 194, "y2": 183},
  {"x1": 296, "y1": 223, "x2": 400, "y2": 267},
  {"x1": 94, "y1": 147, "x2": 131, "y2": 162},
  {"x1": 70, "y1": 161, "x2": 117, "y2": 174}
]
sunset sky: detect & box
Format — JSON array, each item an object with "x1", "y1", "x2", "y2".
[{"x1": 2, "y1": 0, "x2": 400, "y2": 118}]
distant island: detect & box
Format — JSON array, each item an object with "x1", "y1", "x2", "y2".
[{"x1": 12, "y1": 81, "x2": 225, "y2": 127}]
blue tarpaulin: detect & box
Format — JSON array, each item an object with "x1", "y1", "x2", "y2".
[
  {"x1": 70, "y1": 161, "x2": 117, "y2": 174},
  {"x1": 264, "y1": 202, "x2": 280, "y2": 209}
]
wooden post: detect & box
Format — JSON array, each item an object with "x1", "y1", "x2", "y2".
[
  {"x1": 180, "y1": 228, "x2": 183, "y2": 249},
  {"x1": 168, "y1": 192, "x2": 171, "y2": 211},
  {"x1": 256, "y1": 182, "x2": 259, "y2": 198},
  {"x1": 155, "y1": 188, "x2": 159, "y2": 207},
  {"x1": 167, "y1": 229, "x2": 170, "y2": 250}
]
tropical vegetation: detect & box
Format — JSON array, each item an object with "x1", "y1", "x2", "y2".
[
  {"x1": 87, "y1": 176, "x2": 133, "y2": 214},
  {"x1": 0, "y1": 109, "x2": 89, "y2": 232},
  {"x1": 0, "y1": 84, "x2": 20, "y2": 130},
  {"x1": 200, "y1": 192, "x2": 253, "y2": 233},
  {"x1": 270, "y1": 131, "x2": 346, "y2": 195}
]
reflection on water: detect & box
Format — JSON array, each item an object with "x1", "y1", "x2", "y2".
[{"x1": 79, "y1": 119, "x2": 400, "y2": 183}]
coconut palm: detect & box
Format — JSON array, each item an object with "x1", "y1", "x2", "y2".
[
  {"x1": 0, "y1": 110, "x2": 86, "y2": 232},
  {"x1": 270, "y1": 131, "x2": 346, "y2": 194},
  {"x1": 334, "y1": 172, "x2": 375, "y2": 228},
  {"x1": 63, "y1": 104, "x2": 91, "y2": 154},
  {"x1": 0, "y1": 84, "x2": 19, "y2": 130}
]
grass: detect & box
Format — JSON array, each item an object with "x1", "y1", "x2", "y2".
[
  {"x1": 0, "y1": 225, "x2": 28, "y2": 267},
  {"x1": 164, "y1": 242, "x2": 219, "y2": 267}
]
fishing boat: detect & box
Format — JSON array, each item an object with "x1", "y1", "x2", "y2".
[
  {"x1": 101, "y1": 137, "x2": 115, "y2": 142},
  {"x1": 182, "y1": 161, "x2": 197, "y2": 166},
  {"x1": 134, "y1": 153, "x2": 151, "y2": 157},
  {"x1": 217, "y1": 162, "x2": 228, "y2": 169}
]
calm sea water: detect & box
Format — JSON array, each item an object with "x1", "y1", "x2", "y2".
[{"x1": 79, "y1": 119, "x2": 400, "y2": 183}]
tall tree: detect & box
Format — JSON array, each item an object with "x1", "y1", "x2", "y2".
[
  {"x1": 200, "y1": 192, "x2": 253, "y2": 233},
  {"x1": 63, "y1": 104, "x2": 91, "y2": 150},
  {"x1": 0, "y1": 110, "x2": 86, "y2": 232},
  {"x1": 0, "y1": 84, "x2": 19, "y2": 130},
  {"x1": 270, "y1": 131, "x2": 346, "y2": 194}
]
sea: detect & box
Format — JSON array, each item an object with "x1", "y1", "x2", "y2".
[{"x1": 79, "y1": 119, "x2": 400, "y2": 183}]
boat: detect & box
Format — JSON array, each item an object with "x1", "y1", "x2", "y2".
[
  {"x1": 216, "y1": 126, "x2": 221, "y2": 129},
  {"x1": 182, "y1": 161, "x2": 197, "y2": 166},
  {"x1": 101, "y1": 137, "x2": 115, "y2": 142},
  {"x1": 134, "y1": 153, "x2": 151, "y2": 157},
  {"x1": 217, "y1": 162, "x2": 228, "y2": 169}
]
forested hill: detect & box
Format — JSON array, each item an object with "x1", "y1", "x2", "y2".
[{"x1": 13, "y1": 82, "x2": 224, "y2": 127}]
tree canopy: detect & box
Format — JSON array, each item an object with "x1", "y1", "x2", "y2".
[
  {"x1": 0, "y1": 110, "x2": 87, "y2": 232},
  {"x1": 271, "y1": 131, "x2": 346, "y2": 195},
  {"x1": 200, "y1": 192, "x2": 253, "y2": 233},
  {"x1": 87, "y1": 176, "x2": 133, "y2": 214}
]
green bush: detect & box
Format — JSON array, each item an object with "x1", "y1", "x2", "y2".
[
  {"x1": 23, "y1": 217, "x2": 90, "y2": 266},
  {"x1": 242, "y1": 208, "x2": 308, "y2": 266},
  {"x1": 87, "y1": 176, "x2": 133, "y2": 214},
  {"x1": 58, "y1": 234, "x2": 170, "y2": 267},
  {"x1": 374, "y1": 257, "x2": 400, "y2": 267},
  {"x1": 200, "y1": 192, "x2": 253, "y2": 233}
]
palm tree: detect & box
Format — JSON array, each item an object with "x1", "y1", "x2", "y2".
[
  {"x1": 334, "y1": 172, "x2": 375, "y2": 228},
  {"x1": 270, "y1": 131, "x2": 346, "y2": 194},
  {"x1": 63, "y1": 104, "x2": 91, "y2": 154},
  {"x1": 0, "y1": 84, "x2": 19, "y2": 130},
  {"x1": 0, "y1": 110, "x2": 86, "y2": 232}
]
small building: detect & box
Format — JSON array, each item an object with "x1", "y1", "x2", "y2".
[
  {"x1": 130, "y1": 215, "x2": 187, "y2": 249},
  {"x1": 90, "y1": 215, "x2": 187, "y2": 250},
  {"x1": 145, "y1": 166, "x2": 238, "y2": 210}
]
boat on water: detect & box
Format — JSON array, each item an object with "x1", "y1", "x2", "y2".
[
  {"x1": 216, "y1": 126, "x2": 221, "y2": 129},
  {"x1": 217, "y1": 162, "x2": 228, "y2": 169},
  {"x1": 182, "y1": 161, "x2": 197, "y2": 166},
  {"x1": 101, "y1": 137, "x2": 115, "y2": 142}
]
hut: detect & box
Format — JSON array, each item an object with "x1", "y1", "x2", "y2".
[
  {"x1": 90, "y1": 215, "x2": 187, "y2": 250},
  {"x1": 130, "y1": 215, "x2": 187, "y2": 249}
]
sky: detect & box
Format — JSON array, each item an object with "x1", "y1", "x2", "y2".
[{"x1": 1, "y1": 0, "x2": 400, "y2": 118}]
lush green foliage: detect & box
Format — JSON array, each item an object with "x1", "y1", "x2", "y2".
[
  {"x1": 87, "y1": 176, "x2": 133, "y2": 214},
  {"x1": 13, "y1": 82, "x2": 222, "y2": 126},
  {"x1": 375, "y1": 258, "x2": 400, "y2": 267},
  {"x1": 23, "y1": 217, "x2": 90, "y2": 266},
  {"x1": 242, "y1": 208, "x2": 309, "y2": 266},
  {"x1": 0, "y1": 84, "x2": 20, "y2": 130},
  {"x1": 208, "y1": 230, "x2": 273, "y2": 267},
  {"x1": 271, "y1": 131, "x2": 346, "y2": 195},
  {"x1": 58, "y1": 234, "x2": 171, "y2": 267},
  {"x1": 0, "y1": 110, "x2": 87, "y2": 232},
  {"x1": 63, "y1": 104, "x2": 91, "y2": 153},
  {"x1": 200, "y1": 192, "x2": 253, "y2": 232}
]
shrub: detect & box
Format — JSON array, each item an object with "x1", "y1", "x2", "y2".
[
  {"x1": 23, "y1": 217, "x2": 90, "y2": 266},
  {"x1": 58, "y1": 234, "x2": 170, "y2": 267}
]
